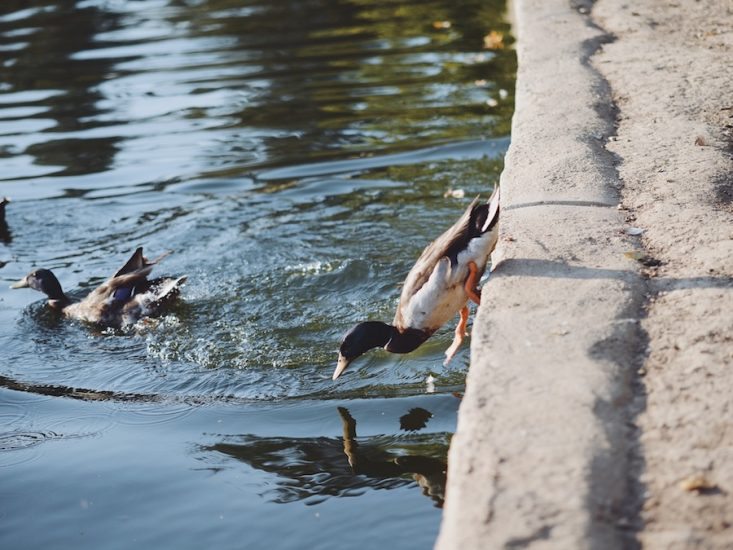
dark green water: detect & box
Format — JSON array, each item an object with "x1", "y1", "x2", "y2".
[{"x1": 0, "y1": 1, "x2": 514, "y2": 548}]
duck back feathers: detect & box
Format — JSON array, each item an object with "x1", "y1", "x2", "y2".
[{"x1": 393, "y1": 188, "x2": 500, "y2": 333}]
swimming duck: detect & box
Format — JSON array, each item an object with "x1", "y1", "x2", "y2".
[
  {"x1": 10, "y1": 247, "x2": 186, "y2": 328},
  {"x1": 334, "y1": 187, "x2": 500, "y2": 380}
]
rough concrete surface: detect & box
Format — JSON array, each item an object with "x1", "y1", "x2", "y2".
[
  {"x1": 595, "y1": 1, "x2": 733, "y2": 547},
  {"x1": 436, "y1": 0, "x2": 732, "y2": 548}
]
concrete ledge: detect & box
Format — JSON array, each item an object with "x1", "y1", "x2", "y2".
[
  {"x1": 438, "y1": 0, "x2": 733, "y2": 546},
  {"x1": 436, "y1": 0, "x2": 645, "y2": 547}
]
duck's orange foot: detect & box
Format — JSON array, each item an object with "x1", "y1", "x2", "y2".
[
  {"x1": 465, "y1": 261, "x2": 481, "y2": 305},
  {"x1": 444, "y1": 305, "x2": 470, "y2": 366}
]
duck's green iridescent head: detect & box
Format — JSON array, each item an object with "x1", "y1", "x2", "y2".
[{"x1": 334, "y1": 321, "x2": 394, "y2": 380}]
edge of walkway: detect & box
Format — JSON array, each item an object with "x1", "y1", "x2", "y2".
[{"x1": 435, "y1": 0, "x2": 645, "y2": 547}]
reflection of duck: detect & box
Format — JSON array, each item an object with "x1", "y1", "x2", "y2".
[
  {"x1": 335, "y1": 188, "x2": 500, "y2": 379},
  {"x1": 399, "y1": 407, "x2": 433, "y2": 431},
  {"x1": 10, "y1": 247, "x2": 186, "y2": 328},
  {"x1": 202, "y1": 406, "x2": 448, "y2": 508},
  {"x1": 338, "y1": 407, "x2": 446, "y2": 507}
]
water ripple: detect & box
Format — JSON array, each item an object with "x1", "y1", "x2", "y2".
[
  {"x1": 0, "y1": 430, "x2": 60, "y2": 452},
  {"x1": 0, "y1": 0, "x2": 514, "y2": 404}
]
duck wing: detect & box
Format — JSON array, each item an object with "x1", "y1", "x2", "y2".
[
  {"x1": 106, "y1": 246, "x2": 173, "y2": 303},
  {"x1": 392, "y1": 188, "x2": 499, "y2": 332},
  {"x1": 74, "y1": 270, "x2": 155, "y2": 310},
  {"x1": 113, "y1": 246, "x2": 170, "y2": 278}
]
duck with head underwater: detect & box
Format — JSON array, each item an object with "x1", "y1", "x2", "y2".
[
  {"x1": 334, "y1": 187, "x2": 500, "y2": 380},
  {"x1": 11, "y1": 247, "x2": 186, "y2": 328}
]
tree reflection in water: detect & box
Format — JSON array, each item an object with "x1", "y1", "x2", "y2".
[{"x1": 202, "y1": 406, "x2": 447, "y2": 507}]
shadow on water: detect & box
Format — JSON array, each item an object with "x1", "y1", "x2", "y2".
[{"x1": 0, "y1": 0, "x2": 514, "y2": 548}]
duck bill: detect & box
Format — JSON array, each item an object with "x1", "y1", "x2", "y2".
[
  {"x1": 10, "y1": 276, "x2": 29, "y2": 289},
  {"x1": 333, "y1": 354, "x2": 351, "y2": 380}
]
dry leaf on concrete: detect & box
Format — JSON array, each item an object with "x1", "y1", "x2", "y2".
[{"x1": 679, "y1": 473, "x2": 718, "y2": 493}]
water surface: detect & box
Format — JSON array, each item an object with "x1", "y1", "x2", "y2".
[{"x1": 0, "y1": 1, "x2": 514, "y2": 548}]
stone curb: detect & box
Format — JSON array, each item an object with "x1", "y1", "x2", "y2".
[{"x1": 436, "y1": 0, "x2": 645, "y2": 547}]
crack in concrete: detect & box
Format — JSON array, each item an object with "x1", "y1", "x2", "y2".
[
  {"x1": 505, "y1": 525, "x2": 554, "y2": 548},
  {"x1": 505, "y1": 200, "x2": 617, "y2": 210}
]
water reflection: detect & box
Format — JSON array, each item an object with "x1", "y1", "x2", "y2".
[
  {"x1": 0, "y1": 0, "x2": 514, "y2": 190},
  {"x1": 203, "y1": 406, "x2": 447, "y2": 507},
  {"x1": 339, "y1": 406, "x2": 446, "y2": 507},
  {"x1": 0, "y1": 0, "x2": 123, "y2": 179}
]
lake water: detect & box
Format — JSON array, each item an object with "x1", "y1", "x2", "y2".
[{"x1": 0, "y1": 1, "x2": 514, "y2": 548}]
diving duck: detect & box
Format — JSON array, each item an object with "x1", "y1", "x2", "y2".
[
  {"x1": 334, "y1": 187, "x2": 500, "y2": 380},
  {"x1": 10, "y1": 247, "x2": 186, "y2": 328}
]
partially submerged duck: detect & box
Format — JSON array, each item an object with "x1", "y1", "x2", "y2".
[
  {"x1": 334, "y1": 187, "x2": 500, "y2": 380},
  {"x1": 0, "y1": 197, "x2": 8, "y2": 219},
  {"x1": 0, "y1": 197, "x2": 10, "y2": 243},
  {"x1": 11, "y1": 247, "x2": 186, "y2": 328}
]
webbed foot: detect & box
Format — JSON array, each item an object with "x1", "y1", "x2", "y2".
[{"x1": 444, "y1": 305, "x2": 470, "y2": 365}]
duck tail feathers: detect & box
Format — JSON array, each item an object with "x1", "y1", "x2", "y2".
[
  {"x1": 480, "y1": 186, "x2": 500, "y2": 233},
  {"x1": 149, "y1": 276, "x2": 187, "y2": 305}
]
